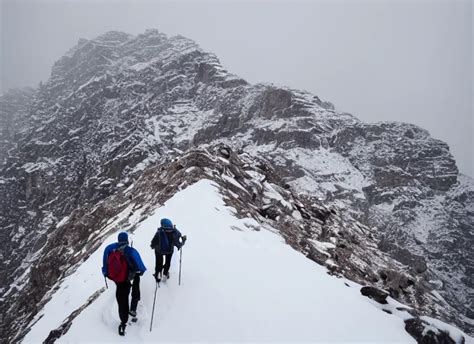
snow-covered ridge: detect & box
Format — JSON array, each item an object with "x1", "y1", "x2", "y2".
[
  {"x1": 21, "y1": 179, "x2": 473, "y2": 343},
  {"x1": 3, "y1": 145, "x2": 468, "y2": 343}
]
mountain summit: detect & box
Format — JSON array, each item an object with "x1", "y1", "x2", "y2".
[{"x1": 0, "y1": 29, "x2": 472, "y2": 342}]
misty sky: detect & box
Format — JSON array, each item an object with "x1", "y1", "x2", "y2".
[{"x1": 1, "y1": 0, "x2": 472, "y2": 176}]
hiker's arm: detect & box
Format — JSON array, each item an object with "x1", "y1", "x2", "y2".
[
  {"x1": 102, "y1": 244, "x2": 112, "y2": 276},
  {"x1": 132, "y1": 249, "x2": 147, "y2": 273},
  {"x1": 174, "y1": 228, "x2": 184, "y2": 249}
]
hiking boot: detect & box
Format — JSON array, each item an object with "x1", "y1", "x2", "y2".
[
  {"x1": 118, "y1": 323, "x2": 126, "y2": 336},
  {"x1": 164, "y1": 271, "x2": 170, "y2": 278},
  {"x1": 153, "y1": 273, "x2": 161, "y2": 283},
  {"x1": 129, "y1": 310, "x2": 137, "y2": 317}
]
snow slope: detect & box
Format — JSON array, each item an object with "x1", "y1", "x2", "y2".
[{"x1": 24, "y1": 180, "x2": 416, "y2": 343}]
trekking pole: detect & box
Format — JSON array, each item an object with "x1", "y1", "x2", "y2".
[
  {"x1": 104, "y1": 277, "x2": 108, "y2": 289},
  {"x1": 179, "y1": 247, "x2": 183, "y2": 286},
  {"x1": 150, "y1": 281, "x2": 159, "y2": 332}
]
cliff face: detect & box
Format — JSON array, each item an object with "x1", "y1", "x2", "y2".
[
  {"x1": 0, "y1": 29, "x2": 472, "y2": 341},
  {"x1": 0, "y1": 88, "x2": 35, "y2": 169}
]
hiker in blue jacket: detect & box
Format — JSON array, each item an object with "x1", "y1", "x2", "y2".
[
  {"x1": 102, "y1": 232, "x2": 146, "y2": 336},
  {"x1": 150, "y1": 218, "x2": 186, "y2": 282}
]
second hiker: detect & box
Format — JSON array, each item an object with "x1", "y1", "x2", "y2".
[
  {"x1": 150, "y1": 218, "x2": 186, "y2": 282},
  {"x1": 102, "y1": 232, "x2": 146, "y2": 336}
]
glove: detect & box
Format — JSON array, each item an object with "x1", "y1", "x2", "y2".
[
  {"x1": 182, "y1": 235, "x2": 187, "y2": 244},
  {"x1": 139, "y1": 271, "x2": 144, "y2": 276}
]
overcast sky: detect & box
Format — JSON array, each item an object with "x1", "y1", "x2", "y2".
[{"x1": 1, "y1": 0, "x2": 472, "y2": 176}]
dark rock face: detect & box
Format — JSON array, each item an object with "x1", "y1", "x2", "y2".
[
  {"x1": 0, "y1": 29, "x2": 472, "y2": 341},
  {"x1": 332, "y1": 122, "x2": 458, "y2": 191},
  {"x1": 405, "y1": 318, "x2": 458, "y2": 344},
  {"x1": 360, "y1": 286, "x2": 389, "y2": 304},
  {"x1": 0, "y1": 88, "x2": 35, "y2": 168},
  {"x1": 378, "y1": 241, "x2": 428, "y2": 274}
]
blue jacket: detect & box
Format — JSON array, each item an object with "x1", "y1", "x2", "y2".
[
  {"x1": 102, "y1": 242, "x2": 146, "y2": 278},
  {"x1": 151, "y1": 227, "x2": 183, "y2": 254}
]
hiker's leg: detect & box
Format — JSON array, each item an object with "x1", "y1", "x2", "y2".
[
  {"x1": 116, "y1": 281, "x2": 131, "y2": 324},
  {"x1": 163, "y1": 253, "x2": 173, "y2": 275},
  {"x1": 130, "y1": 274, "x2": 140, "y2": 312},
  {"x1": 155, "y1": 250, "x2": 164, "y2": 276}
]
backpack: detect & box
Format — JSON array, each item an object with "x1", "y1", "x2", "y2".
[
  {"x1": 151, "y1": 228, "x2": 172, "y2": 254},
  {"x1": 107, "y1": 248, "x2": 129, "y2": 283}
]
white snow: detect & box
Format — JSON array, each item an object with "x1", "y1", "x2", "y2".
[
  {"x1": 21, "y1": 162, "x2": 49, "y2": 173},
  {"x1": 76, "y1": 75, "x2": 105, "y2": 92},
  {"x1": 310, "y1": 239, "x2": 336, "y2": 257},
  {"x1": 24, "y1": 180, "x2": 419, "y2": 343},
  {"x1": 262, "y1": 182, "x2": 293, "y2": 211},
  {"x1": 147, "y1": 102, "x2": 215, "y2": 146},
  {"x1": 67, "y1": 127, "x2": 83, "y2": 136},
  {"x1": 221, "y1": 174, "x2": 247, "y2": 193},
  {"x1": 128, "y1": 58, "x2": 161, "y2": 72},
  {"x1": 244, "y1": 145, "x2": 369, "y2": 200},
  {"x1": 421, "y1": 316, "x2": 472, "y2": 344}
]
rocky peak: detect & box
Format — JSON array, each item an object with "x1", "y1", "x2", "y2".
[
  {"x1": 94, "y1": 30, "x2": 133, "y2": 43},
  {"x1": 0, "y1": 29, "x2": 472, "y2": 341}
]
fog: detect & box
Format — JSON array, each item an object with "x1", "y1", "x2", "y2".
[{"x1": 1, "y1": 0, "x2": 472, "y2": 176}]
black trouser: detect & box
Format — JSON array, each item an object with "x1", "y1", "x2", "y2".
[
  {"x1": 155, "y1": 251, "x2": 173, "y2": 276},
  {"x1": 115, "y1": 274, "x2": 140, "y2": 324}
]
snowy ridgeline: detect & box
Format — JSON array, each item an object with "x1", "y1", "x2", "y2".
[{"x1": 22, "y1": 180, "x2": 471, "y2": 343}]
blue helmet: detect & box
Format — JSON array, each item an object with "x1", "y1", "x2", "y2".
[
  {"x1": 118, "y1": 232, "x2": 129, "y2": 244},
  {"x1": 160, "y1": 218, "x2": 173, "y2": 229}
]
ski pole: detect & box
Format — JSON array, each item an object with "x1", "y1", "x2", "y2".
[
  {"x1": 150, "y1": 281, "x2": 159, "y2": 332},
  {"x1": 104, "y1": 277, "x2": 108, "y2": 289},
  {"x1": 179, "y1": 247, "x2": 183, "y2": 286}
]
